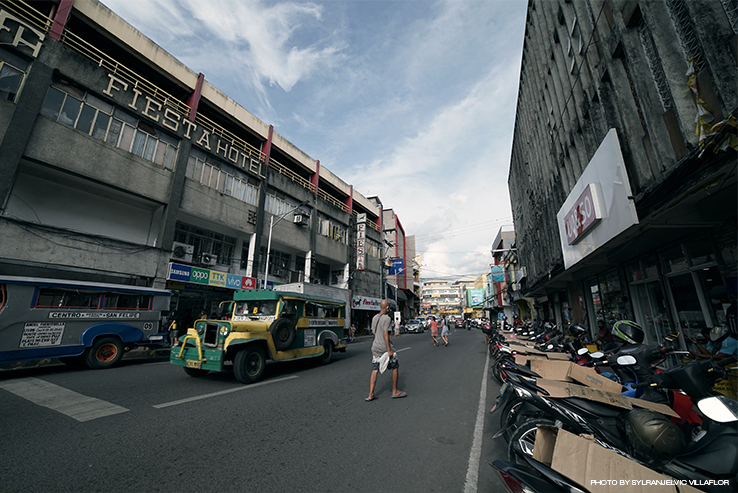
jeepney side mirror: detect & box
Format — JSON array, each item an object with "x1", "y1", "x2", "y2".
[{"x1": 219, "y1": 300, "x2": 235, "y2": 318}]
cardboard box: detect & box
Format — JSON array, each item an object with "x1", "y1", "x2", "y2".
[
  {"x1": 532, "y1": 426, "x2": 703, "y2": 493},
  {"x1": 567, "y1": 362, "x2": 624, "y2": 394},
  {"x1": 531, "y1": 359, "x2": 576, "y2": 382},
  {"x1": 536, "y1": 378, "x2": 633, "y2": 409}
]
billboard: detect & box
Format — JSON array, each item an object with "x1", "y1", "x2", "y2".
[{"x1": 467, "y1": 289, "x2": 484, "y2": 307}]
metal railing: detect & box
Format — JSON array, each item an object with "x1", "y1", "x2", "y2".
[
  {"x1": 318, "y1": 188, "x2": 349, "y2": 214},
  {"x1": 60, "y1": 30, "x2": 191, "y2": 116},
  {"x1": 194, "y1": 112, "x2": 265, "y2": 164},
  {"x1": 269, "y1": 157, "x2": 316, "y2": 193},
  {"x1": 0, "y1": 0, "x2": 51, "y2": 34}
]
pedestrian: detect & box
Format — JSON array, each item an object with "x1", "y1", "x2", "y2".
[
  {"x1": 366, "y1": 299, "x2": 406, "y2": 401},
  {"x1": 165, "y1": 317, "x2": 176, "y2": 346},
  {"x1": 596, "y1": 319, "x2": 616, "y2": 351},
  {"x1": 441, "y1": 317, "x2": 450, "y2": 347},
  {"x1": 349, "y1": 323, "x2": 356, "y2": 342},
  {"x1": 394, "y1": 317, "x2": 400, "y2": 337},
  {"x1": 430, "y1": 316, "x2": 439, "y2": 346}
]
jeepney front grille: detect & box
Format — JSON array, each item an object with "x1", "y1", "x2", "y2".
[{"x1": 203, "y1": 323, "x2": 219, "y2": 347}]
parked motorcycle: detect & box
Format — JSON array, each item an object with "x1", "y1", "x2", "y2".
[{"x1": 496, "y1": 357, "x2": 738, "y2": 491}]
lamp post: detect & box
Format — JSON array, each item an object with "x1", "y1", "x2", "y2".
[{"x1": 263, "y1": 200, "x2": 308, "y2": 289}]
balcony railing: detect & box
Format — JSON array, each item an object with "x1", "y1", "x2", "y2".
[
  {"x1": 60, "y1": 30, "x2": 191, "y2": 117},
  {"x1": 268, "y1": 157, "x2": 315, "y2": 193},
  {"x1": 317, "y1": 188, "x2": 349, "y2": 214},
  {"x1": 0, "y1": 0, "x2": 52, "y2": 34}
]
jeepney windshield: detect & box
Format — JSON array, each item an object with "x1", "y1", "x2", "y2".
[{"x1": 234, "y1": 300, "x2": 277, "y2": 317}]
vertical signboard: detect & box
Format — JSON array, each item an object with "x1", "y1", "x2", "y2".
[{"x1": 356, "y1": 213, "x2": 366, "y2": 270}]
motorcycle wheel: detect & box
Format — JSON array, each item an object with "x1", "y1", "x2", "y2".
[
  {"x1": 499, "y1": 398, "x2": 541, "y2": 443},
  {"x1": 508, "y1": 418, "x2": 556, "y2": 463}
]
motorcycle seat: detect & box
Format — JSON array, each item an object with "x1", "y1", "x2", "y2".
[{"x1": 565, "y1": 397, "x2": 624, "y2": 418}]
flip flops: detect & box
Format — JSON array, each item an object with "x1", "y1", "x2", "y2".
[
  {"x1": 391, "y1": 391, "x2": 407, "y2": 399},
  {"x1": 365, "y1": 395, "x2": 378, "y2": 402}
]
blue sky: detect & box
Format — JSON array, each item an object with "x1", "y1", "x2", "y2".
[{"x1": 100, "y1": 0, "x2": 528, "y2": 281}]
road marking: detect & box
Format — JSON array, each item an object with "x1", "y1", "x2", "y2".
[
  {"x1": 463, "y1": 346, "x2": 489, "y2": 493},
  {"x1": 0, "y1": 377, "x2": 129, "y2": 422},
  {"x1": 396, "y1": 347, "x2": 411, "y2": 352},
  {"x1": 153, "y1": 375, "x2": 299, "y2": 409}
]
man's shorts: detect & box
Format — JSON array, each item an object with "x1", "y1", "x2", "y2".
[{"x1": 372, "y1": 355, "x2": 399, "y2": 371}]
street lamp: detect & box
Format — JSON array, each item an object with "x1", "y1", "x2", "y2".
[{"x1": 264, "y1": 200, "x2": 309, "y2": 289}]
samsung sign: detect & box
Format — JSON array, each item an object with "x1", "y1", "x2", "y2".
[{"x1": 556, "y1": 130, "x2": 639, "y2": 269}]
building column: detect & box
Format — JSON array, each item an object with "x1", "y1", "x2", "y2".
[{"x1": 0, "y1": 62, "x2": 54, "y2": 210}]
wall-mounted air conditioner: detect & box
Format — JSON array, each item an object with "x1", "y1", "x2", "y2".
[
  {"x1": 199, "y1": 253, "x2": 217, "y2": 267},
  {"x1": 293, "y1": 213, "x2": 309, "y2": 226},
  {"x1": 272, "y1": 268, "x2": 284, "y2": 277},
  {"x1": 172, "y1": 242, "x2": 194, "y2": 263}
]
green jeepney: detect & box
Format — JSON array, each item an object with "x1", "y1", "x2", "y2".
[{"x1": 170, "y1": 289, "x2": 347, "y2": 383}]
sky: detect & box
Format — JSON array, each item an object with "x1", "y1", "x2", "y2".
[{"x1": 100, "y1": 0, "x2": 528, "y2": 282}]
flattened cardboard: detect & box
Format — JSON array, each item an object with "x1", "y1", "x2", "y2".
[
  {"x1": 627, "y1": 397, "x2": 681, "y2": 419},
  {"x1": 531, "y1": 359, "x2": 575, "y2": 382},
  {"x1": 547, "y1": 427, "x2": 680, "y2": 493},
  {"x1": 535, "y1": 426, "x2": 704, "y2": 493},
  {"x1": 545, "y1": 352, "x2": 571, "y2": 360},
  {"x1": 567, "y1": 363, "x2": 624, "y2": 394},
  {"x1": 536, "y1": 379, "x2": 633, "y2": 410}
]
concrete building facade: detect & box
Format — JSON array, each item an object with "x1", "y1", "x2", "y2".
[
  {"x1": 508, "y1": 0, "x2": 737, "y2": 343},
  {"x1": 0, "y1": 0, "x2": 388, "y2": 328}
]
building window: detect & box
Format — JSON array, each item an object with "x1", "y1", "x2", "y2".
[
  {"x1": 318, "y1": 214, "x2": 348, "y2": 244},
  {"x1": 0, "y1": 47, "x2": 29, "y2": 102},
  {"x1": 40, "y1": 84, "x2": 179, "y2": 169},
  {"x1": 187, "y1": 149, "x2": 259, "y2": 206},
  {"x1": 173, "y1": 222, "x2": 236, "y2": 266},
  {"x1": 258, "y1": 247, "x2": 291, "y2": 278}
]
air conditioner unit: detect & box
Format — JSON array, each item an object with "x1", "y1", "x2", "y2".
[
  {"x1": 172, "y1": 242, "x2": 194, "y2": 262},
  {"x1": 272, "y1": 268, "x2": 284, "y2": 277},
  {"x1": 293, "y1": 213, "x2": 309, "y2": 226},
  {"x1": 199, "y1": 253, "x2": 217, "y2": 266}
]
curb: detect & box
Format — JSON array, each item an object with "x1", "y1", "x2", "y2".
[{"x1": 0, "y1": 346, "x2": 171, "y2": 372}]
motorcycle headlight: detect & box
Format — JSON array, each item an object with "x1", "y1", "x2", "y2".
[{"x1": 220, "y1": 325, "x2": 230, "y2": 337}]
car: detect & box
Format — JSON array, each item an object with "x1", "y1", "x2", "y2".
[
  {"x1": 405, "y1": 319, "x2": 425, "y2": 333},
  {"x1": 455, "y1": 318, "x2": 466, "y2": 329}
]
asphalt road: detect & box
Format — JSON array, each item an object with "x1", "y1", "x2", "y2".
[{"x1": 0, "y1": 328, "x2": 509, "y2": 493}]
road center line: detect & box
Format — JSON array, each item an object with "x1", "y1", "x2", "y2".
[
  {"x1": 463, "y1": 346, "x2": 490, "y2": 493},
  {"x1": 153, "y1": 375, "x2": 299, "y2": 409},
  {"x1": 0, "y1": 377, "x2": 129, "y2": 422}
]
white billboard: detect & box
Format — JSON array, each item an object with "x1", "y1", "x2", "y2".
[{"x1": 556, "y1": 129, "x2": 639, "y2": 269}]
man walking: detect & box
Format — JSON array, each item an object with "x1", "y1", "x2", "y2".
[{"x1": 366, "y1": 299, "x2": 407, "y2": 401}]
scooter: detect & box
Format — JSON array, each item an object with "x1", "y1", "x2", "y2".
[{"x1": 496, "y1": 357, "x2": 738, "y2": 491}]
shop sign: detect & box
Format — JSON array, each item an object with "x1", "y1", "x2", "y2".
[
  {"x1": 563, "y1": 183, "x2": 604, "y2": 245},
  {"x1": 352, "y1": 295, "x2": 381, "y2": 311},
  {"x1": 209, "y1": 270, "x2": 227, "y2": 287},
  {"x1": 168, "y1": 263, "x2": 191, "y2": 282},
  {"x1": 167, "y1": 263, "x2": 255, "y2": 290},
  {"x1": 356, "y1": 214, "x2": 366, "y2": 270},
  {"x1": 556, "y1": 129, "x2": 639, "y2": 269},
  {"x1": 190, "y1": 268, "x2": 210, "y2": 284},
  {"x1": 490, "y1": 265, "x2": 505, "y2": 282}
]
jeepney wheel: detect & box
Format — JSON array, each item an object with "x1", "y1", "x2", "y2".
[
  {"x1": 318, "y1": 340, "x2": 333, "y2": 365},
  {"x1": 233, "y1": 345, "x2": 266, "y2": 384},
  {"x1": 184, "y1": 367, "x2": 210, "y2": 377},
  {"x1": 85, "y1": 337, "x2": 124, "y2": 369},
  {"x1": 270, "y1": 318, "x2": 296, "y2": 351}
]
